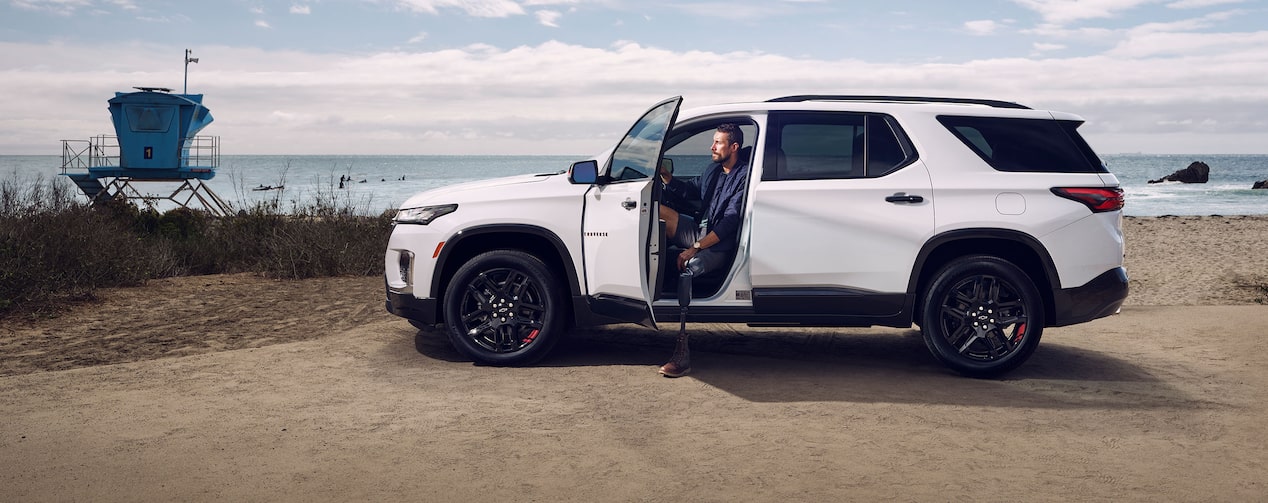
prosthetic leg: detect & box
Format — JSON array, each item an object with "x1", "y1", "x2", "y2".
[{"x1": 659, "y1": 269, "x2": 693, "y2": 377}]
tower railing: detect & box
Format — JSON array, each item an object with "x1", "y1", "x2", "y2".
[
  {"x1": 60, "y1": 135, "x2": 120, "y2": 173},
  {"x1": 60, "y1": 135, "x2": 220, "y2": 172},
  {"x1": 182, "y1": 135, "x2": 220, "y2": 168}
]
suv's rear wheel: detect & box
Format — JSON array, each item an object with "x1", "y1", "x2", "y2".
[
  {"x1": 443, "y1": 250, "x2": 565, "y2": 365},
  {"x1": 920, "y1": 255, "x2": 1044, "y2": 378}
]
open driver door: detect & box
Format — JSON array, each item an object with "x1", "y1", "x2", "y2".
[{"x1": 578, "y1": 96, "x2": 682, "y2": 329}]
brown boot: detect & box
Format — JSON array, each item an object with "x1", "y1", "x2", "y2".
[{"x1": 659, "y1": 331, "x2": 691, "y2": 377}]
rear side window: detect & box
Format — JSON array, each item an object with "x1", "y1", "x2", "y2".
[
  {"x1": 781, "y1": 121, "x2": 861, "y2": 179},
  {"x1": 938, "y1": 115, "x2": 1106, "y2": 173}
]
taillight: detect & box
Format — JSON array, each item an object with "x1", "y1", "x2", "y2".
[{"x1": 1051, "y1": 187, "x2": 1124, "y2": 213}]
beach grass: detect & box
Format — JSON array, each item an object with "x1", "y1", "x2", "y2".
[{"x1": 0, "y1": 173, "x2": 392, "y2": 319}]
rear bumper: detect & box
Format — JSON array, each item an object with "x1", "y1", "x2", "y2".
[
  {"x1": 1050, "y1": 267, "x2": 1129, "y2": 327},
  {"x1": 385, "y1": 288, "x2": 440, "y2": 325}
]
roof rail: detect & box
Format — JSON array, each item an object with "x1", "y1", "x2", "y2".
[{"x1": 767, "y1": 95, "x2": 1031, "y2": 110}]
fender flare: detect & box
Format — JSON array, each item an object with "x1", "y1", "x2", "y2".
[
  {"x1": 431, "y1": 223, "x2": 582, "y2": 300},
  {"x1": 904, "y1": 228, "x2": 1061, "y2": 318}
]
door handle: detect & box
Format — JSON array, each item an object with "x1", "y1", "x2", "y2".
[
  {"x1": 885, "y1": 193, "x2": 924, "y2": 204},
  {"x1": 621, "y1": 199, "x2": 637, "y2": 210}
]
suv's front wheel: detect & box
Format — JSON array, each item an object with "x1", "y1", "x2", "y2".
[
  {"x1": 920, "y1": 255, "x2": 1044, "y2": 378},
  {"x1": 443, "y1": 250, "x2": 566, "y2": 365}
]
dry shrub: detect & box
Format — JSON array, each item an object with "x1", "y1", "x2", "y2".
[{"x1": 0, "y1": 173, "x2": 392, "y2": 318}]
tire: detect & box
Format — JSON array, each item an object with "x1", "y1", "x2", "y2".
[
  {"x1": 920, "y1": 255, "x2": 1044, "y2": 378},
  {"x1": 442, "y1": 250, "x2": 567, "y2": 365}
]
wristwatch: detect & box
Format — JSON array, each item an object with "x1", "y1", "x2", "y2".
[{"x1": 692, "y1": 241, "x2": 702, "y2": 250}]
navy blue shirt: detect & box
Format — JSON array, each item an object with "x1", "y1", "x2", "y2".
[{"x1": 664, "y1": 158, "x2": 749, "y2": 252}]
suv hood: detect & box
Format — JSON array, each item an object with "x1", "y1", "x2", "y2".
[{"x1": 398, "y1": 172, "x2": 564, "y2": 208}]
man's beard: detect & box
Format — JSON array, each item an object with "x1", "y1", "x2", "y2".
[{"x1": 712, "y1": 151, "x2": 730, "y2": 163}]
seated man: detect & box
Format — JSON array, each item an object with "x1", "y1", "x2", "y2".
[{"x1": 657, "y1": 123, "x2": 750, "y2": 377}]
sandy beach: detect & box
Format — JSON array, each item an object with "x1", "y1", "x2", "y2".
[{"x1": 2, "y1": 215, "x2": 1267, "y2": 501}]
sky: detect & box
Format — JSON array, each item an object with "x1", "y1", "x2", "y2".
[{"x1": 1, "y1": 0, "x2": 1266, "y2": 155}]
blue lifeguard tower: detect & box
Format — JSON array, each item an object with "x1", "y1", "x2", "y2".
[{"x1": 60, "y1": 86, "x2": 231, "y2": 215}]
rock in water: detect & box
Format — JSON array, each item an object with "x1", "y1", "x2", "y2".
[
  {"x1": 1148, "y1": 161, "x2": 1211, "y2": 184},
  {"x1": 1253, "y1": 180, "x2": 1267, "y2": 190}
]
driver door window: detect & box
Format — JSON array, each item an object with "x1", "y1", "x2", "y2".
[
  {"x1": 663, "y1": 123, "x2": 758, "y2": 180},
  {"x1": 660, "y1": 122, "x2": 757, "y2": 222}
]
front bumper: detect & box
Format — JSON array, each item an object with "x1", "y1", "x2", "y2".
[
  {"x1": 1050, "y1": 266, "x2": 1129, "y2": 327},
  {"x1": 385, "y1": 288, "x2": 440, "y2": 325}
]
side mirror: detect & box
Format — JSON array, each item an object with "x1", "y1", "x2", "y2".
[
  {"x1": 659, "y1": 158, "x2": 674, "y2": 176},
  {"x1": 569, "y1": 160, "x2": 598, "y2": 184}
]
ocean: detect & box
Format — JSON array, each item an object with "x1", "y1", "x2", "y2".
[
  {"x1": 1, "y1": 155, "x2": 580, "y2": 216},
  {"x1": 1101, "y1": 154, "x2": 1267, "y2": 216},
  {"x1": 2, "y1": 154, "x2": 1265, "y2": 217}
]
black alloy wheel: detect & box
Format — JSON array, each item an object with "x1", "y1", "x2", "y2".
[
  {"x1": 443, "y1": 250, "x2": 565, "y2": 365},
  {"x1": 920, "y1": 255, "x2": 1044, "y2": 377}
]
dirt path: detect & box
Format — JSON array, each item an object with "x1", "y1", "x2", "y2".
[
  {"x1": 0, "y1": 274, "x2": 386, "y2": 377},
  {"x1": 3, "y1": 303, "x2": 1267, "y2": 501}
]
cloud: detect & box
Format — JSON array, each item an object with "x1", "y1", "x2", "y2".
[
  {"x1": 1032, "y1": 42, "x2": 1067, "y2": 52},
  {"x1": 255, "y1": 19, "x2": 271, "y2": 28},
  {"x1": 1023, "y1": 23, "x2": 1118, "y2": 39},
  {"x1": 1123, "y1": 8, "x2": 1239, "y2": 35},
  {"x1": 408, "y1": 32, "x2": 428, "y2": 44},
  {"x1": 1, "y1": 31, "x2": 1265, "y2": 155},
  {"x1": 389, "y1": 0, "x2": 525, "y2": 17},
  {"x1": 11, "y1": 0, "x2": 94, "y2": 15},
  {"x1": 1105, "y1": 10, "x2": 1265, "y2": 57},
  {"x1": 1167, "y1": 0, "x2": 1246, "y2": 7},
  {"x1": 137, "y1": 14, "x2": 188, "y2": 23},
  {"x1": 1019, "y1": 7, "x2": 1249, "y2": 56},
  {"x1": 290, "y1": 4, "x2": 312, "y2": 14},
  {"x1": 964, "y1": 20, "x2": 999, "y2": 35},
  {"x1": 536, "y1": 10, "x2": 562, "y2": 27},
  {"x1": 1109, "y1": 28, "x2": 1268, "y2": 58},
  {"x1": 1011, "y1": 0, "x2": 1154, "y2": 25},
  {"x1": 669, "y1": 3, "x2": 788, "y2": 21}
]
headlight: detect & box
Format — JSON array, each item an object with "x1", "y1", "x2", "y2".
[{"x1": 394, "y1": 204, "x2": 458, "y2": 225}]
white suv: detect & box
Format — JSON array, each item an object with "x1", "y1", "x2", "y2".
[{"x1": 385, "y1": 95, "x2": 1128, "y2": 377}]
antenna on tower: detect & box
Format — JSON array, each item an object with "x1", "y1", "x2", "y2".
[{"x1": 184, "y1": 49, "x2": 199, "y2": 94}]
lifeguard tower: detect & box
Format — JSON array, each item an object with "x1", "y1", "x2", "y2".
[{"x1": 60, "y1": 86, "x2": 232, "y2": 216}]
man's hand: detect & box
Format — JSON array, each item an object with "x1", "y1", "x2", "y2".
[{"x1": 677, "y1": 247, "x2": 698, "y2": 271}]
